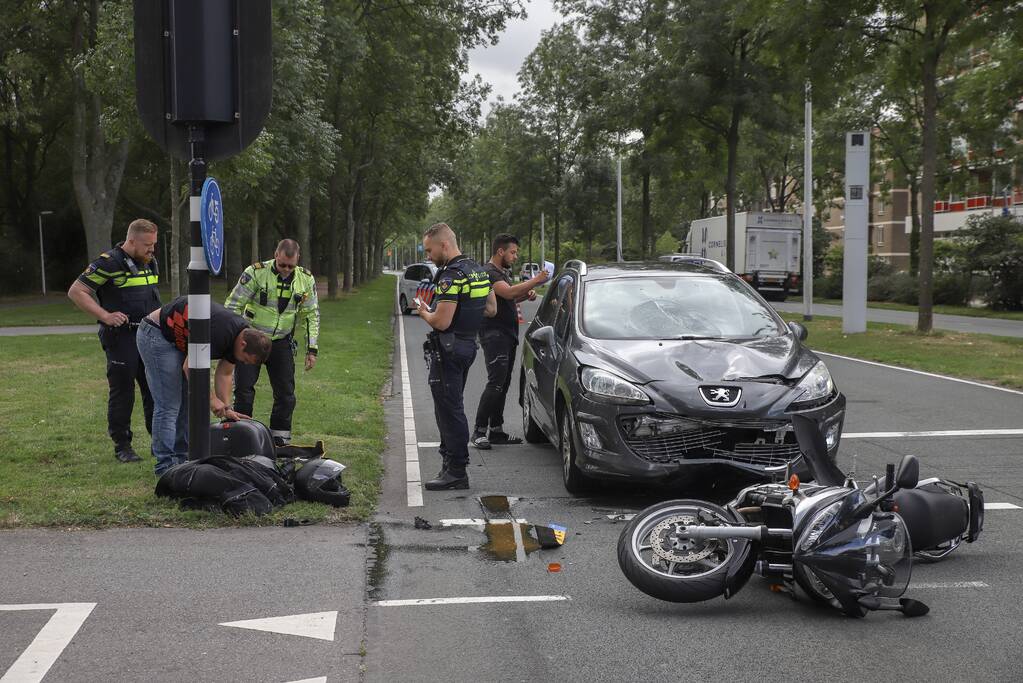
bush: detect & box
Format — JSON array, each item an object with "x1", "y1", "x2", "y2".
[
  {"x1": 866, "y1": 273, "x2": 917, "y2": 304},
  {"x1": 960, "y1": 214, "x2": 1023, "y2": 311},
  {"x1": 814, "y1": 274, "x2": 843, "y2": 299},
  {"x1": 933, "y1": 273, "x2": 970, "y2": 306}
]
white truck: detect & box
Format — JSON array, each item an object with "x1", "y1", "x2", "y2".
[{"x1": 684, "y1": 211, "x2": 803, "y2": 301}]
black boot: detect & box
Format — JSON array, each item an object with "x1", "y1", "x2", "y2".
[
  {"x1": 424, "y1": 470, "x2": 469, "y2": 490},
  {"x1": 115, "y1": 444, "x2": 141, "y2": 463}
]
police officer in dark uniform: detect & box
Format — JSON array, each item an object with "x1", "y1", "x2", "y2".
[
  {"x1": 68, "y1": 219, "x2": 162, "y2": 463},
  {"x1": 416, "y1": 223, "x2": 496, "y2": 490}
]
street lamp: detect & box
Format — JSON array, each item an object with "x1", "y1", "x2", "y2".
[{"x1": 38, "y1": 210, "x2": 53, "y2": 295}]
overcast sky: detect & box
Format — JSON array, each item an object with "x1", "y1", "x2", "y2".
[{"x1": 466, "y1": 0, "x2": 564, "y2": 116}]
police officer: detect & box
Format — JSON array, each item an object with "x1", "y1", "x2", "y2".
[
  {"x1": 471, "y1": 233, "x2": 548, "y2": 449},
  {"x1": 416, "y1": 223, "x2": 496, "y2": 490},
  {"x1": 67, "y1": 219, "x2": 161, "y2": 463},
  {"x1": 225, "y1": 238, "x2": 320, "y2": 445}
]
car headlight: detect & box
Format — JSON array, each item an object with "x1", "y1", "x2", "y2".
[
  {"x1": 580, "y1": 367, "x2": 650, "y2": 405},
  {"x1": 789, "y1": 361, "x2": 835, "y2": 409}
]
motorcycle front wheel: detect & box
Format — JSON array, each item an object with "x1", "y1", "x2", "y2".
[{"x1": 617, "y1": 499, "x2": 746, "y2": 603}]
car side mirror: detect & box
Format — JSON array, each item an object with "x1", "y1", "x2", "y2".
[
  {"x1": 895, "y1": 455, "x2": 919, "y2": 490},
  {"x1": 529, "y1": 325, "x2": 555, "y2": 347},
  {"x1": 788, "y1": 321, "x2": 808, "y2": 341}
]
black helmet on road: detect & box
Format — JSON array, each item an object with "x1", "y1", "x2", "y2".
[{"x1": 295, "y1": 458, "x2": 350, "y2": 507}]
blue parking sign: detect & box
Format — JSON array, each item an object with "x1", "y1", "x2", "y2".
[{"x1": 200, "y1": 177, "x2": 225, "y2": 275}]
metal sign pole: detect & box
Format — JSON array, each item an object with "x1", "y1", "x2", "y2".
[
  {"x1": 616, "y1": 156, "x2": 623, "y2": 262},
  {"x1": 803, "y1": 80, "x2": 813, "y2": 321},
  {"x1": 187, "y1": 125, "x2": 211, "y2": 461}
]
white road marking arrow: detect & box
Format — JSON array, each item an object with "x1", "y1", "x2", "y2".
[
  {"x1": 1, "y1": 602, "x2": 96, "y2": 683},
  {"x1": 219, "y1": 611, "x2": 337, "y2": 641}
]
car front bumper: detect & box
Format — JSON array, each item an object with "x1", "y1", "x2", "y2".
[{"x1": 570, "y1": 392, "x2": 846, "y2": 484}]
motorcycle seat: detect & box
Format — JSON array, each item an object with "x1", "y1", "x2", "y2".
[{"x1": 893, "y1": 485, "x2": 969, "y2": 552}]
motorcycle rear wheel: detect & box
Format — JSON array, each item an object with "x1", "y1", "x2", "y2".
[{"x1": 617, "y1": 499, "x2": 746, "y2": 603}]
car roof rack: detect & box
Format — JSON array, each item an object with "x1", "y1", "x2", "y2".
[{"x1": 563, "y1": 259, "x2": 587, "y2": 275}]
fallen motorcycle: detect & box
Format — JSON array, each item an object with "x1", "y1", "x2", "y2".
[{"x1": 617, "y1": 416, "x2": 984, "y2": 617}]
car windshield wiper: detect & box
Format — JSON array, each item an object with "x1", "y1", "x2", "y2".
[{"x1": 668, "y1": 335, "x2": 725, "y2": 341}]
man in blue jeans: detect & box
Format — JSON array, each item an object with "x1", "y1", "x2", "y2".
[
  {"x1": 136, "y1": 296, "x2": 271, "y2": 475},
  {"x1": 416, "y1": 223, "x2": 496, "y2": 490}
]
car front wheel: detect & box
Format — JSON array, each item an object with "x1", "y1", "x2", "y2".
[
  {"x1": 399, "y1": 294, "x2": 410, "y2": 315},
  {"x1": 522, "y1": 387, "x2": 547, "y2": 444},
  {"x1": 560, "y1": 409, "x2": 589, "y2": 494}
]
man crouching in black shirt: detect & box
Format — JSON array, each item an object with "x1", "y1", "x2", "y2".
[{"x1": 471, "y1": 234, "x2": 549, "y2": 450}]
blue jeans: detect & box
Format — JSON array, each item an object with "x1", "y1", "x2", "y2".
[{"x1": 136, "y1": 322, "x2": 188, "y2": 475}]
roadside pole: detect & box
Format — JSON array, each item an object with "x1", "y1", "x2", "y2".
[
  {"x1": 616, "y1": 156, "x2": 623, "y2": 262},
  {"x1": 540, "y1": 212, "x2": 545, "y2": 268},
  {"x1": 38, "y1": 210, "x2": 53, "y2": 295},
  {"x1": 187, "y1": 126, "x2": 211, "y2": 462},
  {"x1": 803, "y1": 81, "x2": 813, "y2": 321}
]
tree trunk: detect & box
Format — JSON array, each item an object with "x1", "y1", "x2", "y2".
[
  {"x1": 917, "y1": 27, "x2": 939, "y2": 333},
  {"x1": 296, "y1": 176, "x2": 311, "y2": 258},
  {"x1": 343, "y1": 189, "x2": 355, "y2": 292},
  {"x1": 554, "y1": 208, "x2": 561, "y2": 267},
  {"x1": 70, "y1": 0, "x2": 130, "y2": 260},
  {"x1": 168, "y1": 157, "x2": 181, "y2": 297},
  {"x1": 724, "y1": 106, "x2": 742, "y2": 272},
  {"x1": 527, "y1": 216, "x2": 534, "y2": 265},
  {"x1": 909, "y1": 178, "x2": 921, "y2": 277},
  {"x1": 251, "y1": 211, "x2": 260, "y2": 264},
  {"x1": 641, "y1": 157, "x2": 652, "y2": 259}
]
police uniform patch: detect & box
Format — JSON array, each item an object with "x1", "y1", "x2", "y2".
[
  {"x1": 438, "y1": 280, "x2": 453, "y2": 294},
  {"x1": 240, "y1": 273, "x2": 252, "y2": 285},
  {"x1": 85, "y1": 264, "x2": 96, "y2": 275}
]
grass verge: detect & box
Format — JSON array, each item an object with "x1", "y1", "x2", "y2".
[
  {"x1": 0, "y1": 275, "x2": 396, "y2": 528},
  {"x1": 811, "y1": 298, "x2": 1023, "y2": 321},
  {"x1": 780, "y1": 313, "x2": 1023, "y2": 390}
]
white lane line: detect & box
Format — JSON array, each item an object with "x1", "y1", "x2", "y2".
[
  {"x1": 817, "y1": 351, "x2": 1023, "y2": 397},
  {"x1": 986, "y1": 502, "x2": 1021, "y2": 510},
  {"x1": 911, "y1": 581, "x2": 989, "y2": 589},
  {"x1": 397, "y1": 278, "x2": 423, "y2": 508},
  {"x1": 285, "y1": 678, "x2": 327, "y2": 683},
  {"x1": 440, "y1": 518, "x2": 529, "y2": 526},
  {"x1": 1, "y1": 602, "x2": 96, "y2": 683},
  {"x1": 418, "y1": 441, "x2": 441, "y2": 448},
  {"x1": 374, "y1": 595, "x2": 571, "y2": 607},
  {"x1": 845, "y1": 429, "x2": 1023, "y2": 439}
]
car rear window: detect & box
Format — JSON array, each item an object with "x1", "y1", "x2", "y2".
[{"x1": 581, "y1": 275, "x2": 785, "y2": 340}]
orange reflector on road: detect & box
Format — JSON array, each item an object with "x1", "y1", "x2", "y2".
[{"x1": 547, "y1": 563, "x2": 562, "y2": 573}]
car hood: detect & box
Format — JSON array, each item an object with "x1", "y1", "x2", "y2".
[{"x1": 575, "y1": 335, "x2": 818, "y2": 385}]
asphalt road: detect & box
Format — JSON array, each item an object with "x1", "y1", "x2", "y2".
[
  {"x1": 368, "y1": 297, "x2": 1023, "y2": 682},
  {"x1": 773, "y1": 300, "x2": 1023, "y2": 338},
  {"x1": 3, "y1": 294, "x2": 1022, "y2": 682}
]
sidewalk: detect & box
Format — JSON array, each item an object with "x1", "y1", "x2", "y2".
[{"x1": 773, "y1": 301, "x2": 1023, "y2": 338}]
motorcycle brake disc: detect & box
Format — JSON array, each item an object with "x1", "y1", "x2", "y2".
[{"x1": 649, "y1": 514, "x2": 718, "y2": 564}]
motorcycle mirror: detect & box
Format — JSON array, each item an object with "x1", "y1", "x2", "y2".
[{"x1": 895, "y1": 455, "x2": 920, "y2": 490}]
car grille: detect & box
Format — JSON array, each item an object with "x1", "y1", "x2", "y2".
[{"x1": 620, "y1": 414, "x2": 801, "y2": 469}]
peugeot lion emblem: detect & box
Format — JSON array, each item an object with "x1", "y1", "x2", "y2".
[{"x1": 700, "y1": 386, "x2": 741, "y2": 408}]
